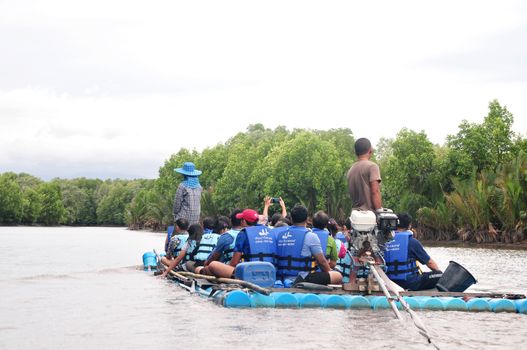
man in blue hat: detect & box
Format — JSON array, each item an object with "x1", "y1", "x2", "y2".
[{"x1": 173, "y1": 162, "x2": 202, "y2": 226}]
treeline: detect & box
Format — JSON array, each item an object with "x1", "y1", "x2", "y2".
[
  {"x1": 379, "y1": 100, "x2": 527, "y2": 243},
  {"x1": 0, "y1": 175, "x2": 152, "y2": 226},
  {"x1": 1, "y1": 100, "x2": 526, "y2": 243}
]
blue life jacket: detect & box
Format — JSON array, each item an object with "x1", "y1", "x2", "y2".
[
  {"x1": 311, "y1": 228, "x2": 329, "y2": 256},
  {"x1": 336, "y1": 232, "x2": 347, "y2": 244},
  {"x1": 244, "y1": 225, "x2": 276, "y2": 264},
  {"x1": 384, "y1": 231, "x2": 419, "y2": 281},
  {"x1": 185, "y1": 240, "x2": 198, "y2": 262},
  {"x1": 311, "y1": 228, "x2": 330, "y2": 272},
  {"x1": 193, "y1": 233, "x2": 220, "y2": 262},
  {"x1": 337, "y1": 251, "x2": 352, "y2": 283},
  {"x1": 170, "y1": 233, "x2": 189, "y2": 259},
  {"x1": 165, "y1": 225, "x2": 175, "y2": 251},
  {"x1": 275, "y1": 226, "x2": 314, "y2": 278},
  {"x1": 221, "y1": 229, "x2": 241, "y2": 263}
]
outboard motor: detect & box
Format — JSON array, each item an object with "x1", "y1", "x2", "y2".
[
  {"x1": 343, "y1": 209, "x2": 398, "y2": 293},
  {"x1": 349, "y1": 209, "x2": 397, "y2": 256}
]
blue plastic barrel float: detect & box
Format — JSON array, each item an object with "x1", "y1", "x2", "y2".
[
  {"x1": 342, "y1": 295, "x2": 371, "y2": 309},
  {"x1": 514, "y1": 299, "x2": 527, "y2": 314},
  {"x1": 414, "y1": 296, "x2": 444, "y2": 310},
  {"x1": 488, "y1": 298, "x2": 517, "y2": 313},
  {"x1": 298, "y1": 293, "x2": 323, "y2": 308},
  {"x1": 466, "y1": 298, "x2": 492, "y2": 312},
  {"x1": 271, "y1": 292, "x2": 299, "y2": 308},
  {"x1": 142, "y1": 251, "x2": 157, "y2": 270},
  {"x1": 402, "y1": 296, "x2": 420, "y2": 309},
  {"x1": 372, "y1": 297, "x2": 402, "y2": 310},
  {"x1": 439, "y1": 297, "x2": 468, "y2": 311},
  {"x1": 250, "y1": 293, "x2": 276, "y2": 308},
  {"x1": 223, "y1": 290, "x2": 252, "y2": 308}
]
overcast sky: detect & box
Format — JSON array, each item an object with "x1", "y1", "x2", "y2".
[{"x1": 1, "y1": 0, "x2": 526, "y2": 180}]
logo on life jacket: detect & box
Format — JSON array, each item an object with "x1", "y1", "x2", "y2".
[
  {"x1": 282, "y1": 232, "x2": 292, "y2": 240},
  {"x1": 258, "y1": 229, "x2": 270, "y2": 236}
]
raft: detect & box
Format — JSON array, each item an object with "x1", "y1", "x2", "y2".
[
  {"x1": 143, "y1": 252, "x2": 526, "y2": 314},
  {"x1": 162, "y1": 269, "x2": 527, "y2": 314}
]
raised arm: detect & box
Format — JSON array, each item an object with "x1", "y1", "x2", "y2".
[
  {"x1": 279, "y1": 197, "x2": 287, "y2": 217},
  {"x1": 262, "y1": 196, "x2": 271, "y2": 219}
]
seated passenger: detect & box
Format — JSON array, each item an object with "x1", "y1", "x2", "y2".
[
  {"x1": 384, "y1": 213, "x2": 443, "y2": 290},
  {"x1": 311, "y1": 211, "x2": 337, "y2": 269},
  {"x1": 275, "y1": 205, "x2": 342, "y2": 286},
  {"x1": 161, "y1": 223, "x2": 203, "y2": 277},
  {"x1": 202, "y1": 216, "x2": 215, "y2": 234},
  {"x1": 327, "y1": 218, "x2": 347, "y2": 259},
  {"x1": 206, "y1": 208, "x2": 275, "y2": 278},
  {"x1": 186, "y1": 217, "x2": 223, "y2": 271},
  {"x1": 161, "y1": 218, "x2": 189, "y2": 266},
  {"x1": 195, "y1": 210, "x2": 242, "y2": 275}
]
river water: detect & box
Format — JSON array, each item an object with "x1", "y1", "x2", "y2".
[{"x1": 0, "y1": 227, "x2": 525, "y2": 350}]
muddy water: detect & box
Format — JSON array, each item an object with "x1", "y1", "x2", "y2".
[{"x1": 0, "y1": 227, "x2": 525, "y2": 350}]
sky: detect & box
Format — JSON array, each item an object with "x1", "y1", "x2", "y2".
[{"x1": 1, "y1": 0, "x2": 526, "y2": 180}]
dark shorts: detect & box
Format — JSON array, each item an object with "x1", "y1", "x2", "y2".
[
  {"x1": 302, "y1": 272, "x2": 331, "y2": 286},
  {"x1": 396, "y1": 271, "x2": 443, "y2": 291}
]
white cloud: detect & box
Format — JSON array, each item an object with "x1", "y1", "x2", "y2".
[{"x1": 1, "y1": 0, "x2": 526, "y2": 179}]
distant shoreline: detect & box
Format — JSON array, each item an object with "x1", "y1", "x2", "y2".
[{"x1": 421, "y1": 240, "x2": 527, "y2": 250}]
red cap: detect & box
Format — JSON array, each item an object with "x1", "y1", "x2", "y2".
[{"x1": 236, "y1": 209, "x2": 259, "y2": 223}]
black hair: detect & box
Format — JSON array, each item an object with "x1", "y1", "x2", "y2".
[
  {"x1": 270, "y1": 213, "x2": 284, "y2": 227},
  {"x1": 203, "y1": 217, "x2": 215, "y2": 230},
  {"x1": 355, "y1": 138, "x2": 372, "y2": 157},
  {"x1": 245, "y1": 219, "x2": 257, "y2": 227},
  {"x1": 397, "y1": 213, "x2": 412, "y2": 230},
  {"x1": 291, "y1": 204, "x2": 308, "y2": 224},
  {"x1": 188, "y1": 223, "x2": 203, "y2": 242},
  {"x1": 175, "y1": 218, "x2": 189, "y2": 231},
  {"x1": 327, "y1": 218, "x2": 339, "y2": 235},
  {"x1": 230, "y1": 208, "x2": 243, "y2": 227},
  {"x1": 312, "y1": 211, "x2": 329, "y2": 230},
  {"x1": 345, "y1": 217, "x2": 352, "y2": 229},
  {"x1": 214, "y1": 216, "x2": 231, "y2": 233},
  {"x1": 274, "y1": 220, "x2": 289, "y2": 228}
]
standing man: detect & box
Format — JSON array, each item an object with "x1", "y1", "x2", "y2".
[
  {"x1": 173, "y1": 162, "x2": 202, "y2": 225},
  {"x1": 346, "y1": 138, "x2": 382, "y2": 211}
]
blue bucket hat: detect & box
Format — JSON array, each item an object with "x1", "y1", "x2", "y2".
[{"x1": 175, "y1": 162, "x2": 202, "y2": 176}]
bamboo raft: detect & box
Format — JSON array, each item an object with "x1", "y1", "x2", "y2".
[{"x1": 159, "y1": 268, "x2": 527, "y2": 314}]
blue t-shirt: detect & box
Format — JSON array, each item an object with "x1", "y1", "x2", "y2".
[
  {"x1": 408, "y1": 236, "x2": 431, "y2": 265},
  {"x1": 212, "y1": 232, "x2": 235, "y2": 254},
  {"x1": 301, "y1": 231, "x2": 323, "y2": 257},
  {"x1": 233, "y1": 229, "x2": 250, "y2": 256}
]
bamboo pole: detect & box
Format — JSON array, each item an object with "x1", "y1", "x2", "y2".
[{"x1": 174, "y1": 271, "x2": 271, "y2": 296}]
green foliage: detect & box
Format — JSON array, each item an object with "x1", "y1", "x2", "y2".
[
  {"x1": 21, "y1": 188, "x2": 42, "y2": 224},
  {"x1": 1, "y1": 100, "x2": 526, "y2": 244},
  {"x1": 37, "y1": 182, "x2": 66, "y2": 225},
  {"x1": 447, "y1": 100, "x2": 515, "y2": 177},
  {"x1": 379, "y1": 128, "x2": 441, "y2": 217},
  {"x1": 0, "y1": 174, "x2": 24, "y2": 223},
  {"x1": 262, "y1": 132, "x2": 346, "y2": 214},
  {"x1": 96, "y1": 180, "x2": 144, "y2": 225}
]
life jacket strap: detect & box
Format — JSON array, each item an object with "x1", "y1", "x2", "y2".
[{"x1": 245, "y1": 252, "x2": 275, "y2": 261}]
